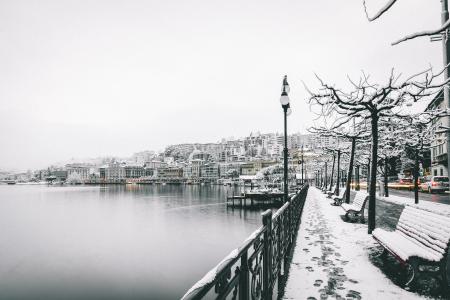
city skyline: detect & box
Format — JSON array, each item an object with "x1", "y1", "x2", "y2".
[
  {"x1": 2, "y1": 130, "x2": 319, "y2": 172},
  {"x1": 0, "y1": 0, "x2": 442, "y2": 170}
]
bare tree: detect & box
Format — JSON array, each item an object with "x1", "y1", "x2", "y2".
[
  {"x1": 309, "y1": 120, "x2": 370, "y2": 203},
  {"x1": 306, "y1": 68, "x2": 447, "y2": 233},
  {"x1": 391, "y1": 111, "x2": 449, "y2": 202}
]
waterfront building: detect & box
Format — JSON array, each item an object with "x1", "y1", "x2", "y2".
[
  {"x1": 124, "y1": 164, "x2": 145, "y2": 178},
  {"x1": 104, "y1": 162, "x2": 126, "y2": 183},
  {"x1": 200, "y1": 163, "x2": 219, "y2": 180},
  {"x1": 157, "y1": 167, "x2": 183, "y2": 179},
  {"x1": 146, "y1": 160, "x2": 167, "y2": 169},
  {"x1": 183, "y1": 165, "x2": 193, "y2": 179},
  {"x1": 240, "y1": 160, "x2": 277, "y2": 176},
  {"x1": 187, "y1": 159, "x2": 205, "y2": 178},
  {"x1": 144, "y1": 167, "x2": 154, "y2": 177},
  {"x1": 99, "y1": 166, "x2": 106, "y2": 180},
  {"x1": 219, "y1": 163, "x2": 241, "y2": 178},
  {"x1": 66, "y1": 164, "x2": 90, "y2": 182},
  {"x1": 51, "y1": 170, "x2": 68, "y2": 182}
]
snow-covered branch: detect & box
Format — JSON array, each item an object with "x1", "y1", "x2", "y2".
[{"x1": 363, "y1": 0, "x2": 398, "y2": 22}]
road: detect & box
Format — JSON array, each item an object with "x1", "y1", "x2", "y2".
[{"x1": 388, "y1": 188, "x2": 450, "y2": 205}]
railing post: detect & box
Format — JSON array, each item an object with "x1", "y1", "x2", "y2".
[
  {"x1": 239, "y1": 250, "x2": 249, "y2": 300},
  {"x1": 262, "y1": 210, "x2": 273, "y2": 300}
]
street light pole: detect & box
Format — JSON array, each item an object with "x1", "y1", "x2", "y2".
[
  {"x1": 301, "y1": 144, "x2": 304, "y2": 185},
  {"x1": 280, "y1": 75, "x2": 291, "y2": 203}
]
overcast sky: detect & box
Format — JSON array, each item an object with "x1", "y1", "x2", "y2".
[{"x1": 0, "y1": 0, "x2": 443, "y2": 170}]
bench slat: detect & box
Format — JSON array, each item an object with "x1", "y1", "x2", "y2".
[
  {"x1": 403, "y1": 207, "x2": 450, "y2": 236},
  {"x1": 397, "y1": 223, "x2": 447, "y2": 254},
  {"x1": 398, "y1": 215, "x2": 450, "y2": 248}
]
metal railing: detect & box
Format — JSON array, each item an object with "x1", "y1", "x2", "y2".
[{"x1": 182, "y1": 184, "x2": 309, "y2": 300}]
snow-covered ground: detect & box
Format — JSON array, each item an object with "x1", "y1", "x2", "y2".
[{"x1": 282, "y1": 187, "x2": 427, "y2": 300}]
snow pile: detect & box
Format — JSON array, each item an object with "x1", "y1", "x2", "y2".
[{"x1": 283, "y1": 188, "x2": 424, "y2": 299}]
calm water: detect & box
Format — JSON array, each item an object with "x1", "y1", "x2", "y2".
[{"x1": 0, "y1": 184, "x2": 266, "y2": 300}]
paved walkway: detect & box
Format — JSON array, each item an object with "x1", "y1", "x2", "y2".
[{"x1": 282, "y1": 188, "x2": 424, "y2": 300}]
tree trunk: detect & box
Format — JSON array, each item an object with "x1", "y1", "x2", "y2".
[
  {"x1": 336, "y1": 150, "x2": 341, "y2": 195},
  {"x1": 324, "y1": 162, "x2": 328, "y2": 190},
  {"x1": 366, "y1": 159, "x2": 370, "y2": 193},
  {"x1": 384, "y1": 157, "x2": 389, "y2": 197},
  {"x1": 345, "y1": 138, "x2": 355, "y2": 203},
  {"x1": 329, "y1": 153, "x2": 335, "y2": 191},
  {"x1": 369, "y1": 114, "x2": 379, "y2": 234},
  {"x1": 414, "y1": 149, "x2": 419, "y2": 204},
  {"x1": 356, "y1": 165, "x2": 360, "y2": 191}
]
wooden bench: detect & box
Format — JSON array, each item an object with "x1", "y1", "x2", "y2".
[
  {"x1": 372, "y1": 205, "x2": 450, "y2": 288},
  {"x1": 326, "y1": 186, "x2": 337, "y2": 198},
  {"x1": 330, "y1": 188, "x2": 346, "y2": 206},
  {"x1": 341, "y1": 191, "x2": 368, "y2": 223}
]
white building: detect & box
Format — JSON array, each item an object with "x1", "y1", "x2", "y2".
[{"x1": 66, "y1": 164, "x2": 90, "y2": 181}]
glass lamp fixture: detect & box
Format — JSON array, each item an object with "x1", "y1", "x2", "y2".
[{"x1": 280, "y1": 94, "x2": 290, "y2": 106}]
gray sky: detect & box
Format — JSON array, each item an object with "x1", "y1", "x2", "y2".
[{"x1": 0, "y1": 0, "x2": 443, "y2": 170}]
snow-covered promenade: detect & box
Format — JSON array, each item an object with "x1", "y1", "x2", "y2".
[{"x1": 282, "y1": 188, "x2": 433, "y2": 300}]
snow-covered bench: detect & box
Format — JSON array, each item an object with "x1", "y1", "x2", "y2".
[
  {"x1": 326, "y1": 186, "x2": 337, "y2": 198},
  {"x1": 331, "y1": 188, "x2": 346, "y2": 206},
  {"x1": 341, "y1": 191, "x2": 368, "y2": 223},
  {"x1": 372, "y1": 205, "x2": 450, "y2": 288}
]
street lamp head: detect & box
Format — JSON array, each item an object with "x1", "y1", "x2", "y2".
[
  {"x1": 280, "y1": 75, "x2": 290, "y2": 106},
  {"x1": 281, "y1": 75, "x2": 290, "y2": 94}
]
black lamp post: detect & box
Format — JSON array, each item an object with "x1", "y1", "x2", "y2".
[
  {"x1": 301, "y1": 144, "x2": 304, "y2": 185},
  {"x1": 280, "y1": 75, "x2": 291, "y2": 203}
]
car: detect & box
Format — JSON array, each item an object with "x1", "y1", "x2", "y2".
[
  {"x1": 419, "y1": 176, "x2": 449, "y2": 193},
  {"x1": 398, "y1": 177, "x2": 413, "y2": 185}
]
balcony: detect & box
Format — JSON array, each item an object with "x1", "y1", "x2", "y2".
[{"x1": 432, "y1": 153, "x2": 448, "y2": 165}]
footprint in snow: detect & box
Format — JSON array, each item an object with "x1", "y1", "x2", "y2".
[
  {"x1": 346, "y1": 290, "x2": 361, "y2": 299},
  {"x1": 314, "y1": 279, "x2": 323, "y2": 287}
]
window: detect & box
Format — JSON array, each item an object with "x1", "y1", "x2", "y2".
[
  {"x1": 434, "y1": 169, "x2": 438, "y2": 176},
  {"x1": 441, "y1": 169, "x2": 444, "y2": 176}
]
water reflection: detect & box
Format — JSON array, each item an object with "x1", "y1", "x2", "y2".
[{"x1": 0, "y1": 184, "x2": 265, "y2": 299}]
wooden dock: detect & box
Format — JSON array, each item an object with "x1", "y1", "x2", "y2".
[{"x1": 226, "y1": 192, "x2": 285, "y2": 209}]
